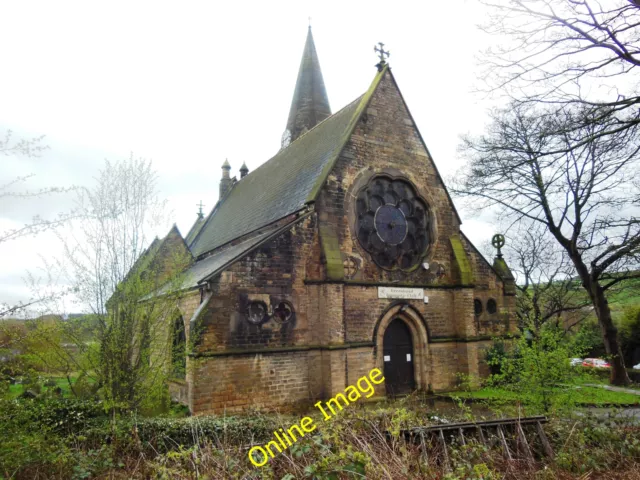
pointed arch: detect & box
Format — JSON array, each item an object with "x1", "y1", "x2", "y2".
[
  {"x1": 373, "y1": 303, "x2": 431, "y2": 392},
  {"x1": 171, "y1": 314, "x2": 187, "y2": 379}
]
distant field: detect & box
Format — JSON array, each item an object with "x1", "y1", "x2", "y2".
[{"x1": 8, "y1": 374, "x2": 92, "y2": 399}]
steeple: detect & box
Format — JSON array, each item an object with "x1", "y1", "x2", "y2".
[{"x1": 282, "y1": 27, "x2": 331, "y2": 148}]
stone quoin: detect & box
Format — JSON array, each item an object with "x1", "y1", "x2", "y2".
[{"x1": 135, "y1": 27, "x2": 517, "y2": 414}]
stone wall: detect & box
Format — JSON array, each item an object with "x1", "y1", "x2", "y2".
[
  {"x1": 193, "y1": 215, "x2": 318, "y2": 353},
  {"x1": 190, "y1": 350, "x2": 314, "y2": 414},
  {"x1": 315, "y1": 71, "x2": 462, "y2": 286}
]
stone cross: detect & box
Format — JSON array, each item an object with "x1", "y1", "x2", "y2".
[
  {"x1": 197, "y1": 201, "x2": 205, "y2": 217},
  {"x1": 492, "y1": 233, "x2": 506, "y2": 258}
]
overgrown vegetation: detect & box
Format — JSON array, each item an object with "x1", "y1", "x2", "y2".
[
  {"x1": 1, "y1": 395, "x2": 639, "y2": 479},
  {"x1": 1, "y1": 158, "x2": 192, "y2": 415}
]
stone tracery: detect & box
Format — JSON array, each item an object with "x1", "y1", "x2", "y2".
[{"x1": 355, "y1": 175, "x2": 430, "y2": 270}]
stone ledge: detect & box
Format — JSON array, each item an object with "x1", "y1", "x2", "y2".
[
  {"x1": 304, "y1": 279, "x2": 475, "y2": 289},
  {"x1": 430, "y1": 334, "x2": 516, "y2": 343},
  {"x1": 168, "y1": 378, "x2": 187, "y2": 385},
  {"x1": 190, "y1": 342, "x2": 375, "y2": 358}
]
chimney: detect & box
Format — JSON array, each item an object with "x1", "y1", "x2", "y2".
[
  {"x1": 240, "y1": 161, "x2": 249, "y2": 178},
  {"x1": 220, "y1": 159, "x2": 233, "y2": 199}
]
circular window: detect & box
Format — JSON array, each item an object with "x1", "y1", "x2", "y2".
[
  {"x1": 487, "y1": 299, "x2": 497, "y2": 315},
  {"x1": 355, "y1": 176, "x2": 430, "y2": 271},
  {"x1": 272, "y1": 301, "x2": 294, "y2": 324},
  {"x1": 246, "y1": 301, "x2": 268, "y2": 325},
  {"x1": 474, "y1": 299, "x2": 483, "y2": 317}
]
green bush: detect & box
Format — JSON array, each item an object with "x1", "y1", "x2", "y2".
[
  {"x1": 0, "y1": 397, "x2": 108, "y2": 436},
  {"x1": 570, "y1": 319, "x2": 606, "y2": 358},
  {"x1": 620, "y1": 306, "x2": 640, "y2": 366},
  {"x1": 129, "y1": 414, "x2": 280, "y2": 451},
  {"x1": 484, "y1": 339, "x2": 509, "y2": 376},
  {"x1": 486, "y1": 324, "x2": 585, "y2": 413}
]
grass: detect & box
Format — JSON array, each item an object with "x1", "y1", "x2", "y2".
[
  {"x1": 449, "y1": 372, "x2": 640, "y2": 407},
  {"x1": 8, "y1": 374, "x2": 90, "y2": 399},
  {"x1": 451, "y1": 385, "x2": 640, "y2": 406}
]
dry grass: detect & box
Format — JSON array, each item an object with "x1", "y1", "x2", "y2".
[
  {"x1": 4, "y1": 396, "x2": 640, "y2": 479},
  {"x1": 91, "y1": 404, "x2": 640, "y2": 480}
]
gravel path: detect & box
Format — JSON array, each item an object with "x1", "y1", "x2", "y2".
[{"x1": 584, "y1": 383, "x2": 640, "y2": 395}]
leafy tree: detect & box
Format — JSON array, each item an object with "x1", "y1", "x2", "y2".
[
  {"x1": 570, "y1": 319, "x2": 606, "y2": 359},
  {"x1": 487, "y1": 323, "x2": 584, "y2": 413},
  {"x1": 31, "y1": 157, "x2": 190, "y2": 412},
  {"x1": 619, "y1": 306, "x2": 640, "y2": 366}
]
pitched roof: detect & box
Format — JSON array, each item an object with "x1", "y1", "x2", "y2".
[
  {"x1": 185, "y1": 215, "x2": 206, "y2": 246},
  {"x1": 151, "y1": 215, "x2": 308, "y2": 296},
  {"x1": 189, "y1": 68, "x2": 386, "y2": 258},
  {"x1": 285, "y1": 27, "x2": 332, "y2": 143}
]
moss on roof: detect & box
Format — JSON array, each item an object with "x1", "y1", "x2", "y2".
[{"x1": 450, "y1": 234, "x2": 474, "y2": 285}]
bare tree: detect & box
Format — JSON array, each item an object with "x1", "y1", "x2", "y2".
[
  {"x1": 479, "y1": 0, "x2": 640, "y2": 145},
  {"x1": 505, "y1": 224, "x2": 591, "y2": 333},
  {"x1": 30, "y1": 157, "x2": 190, "y2": 411},
  {"x1": 454, "y1": 103, "x2": 639, "y2": 385},
  {"x1": 0, "y1": 129, "x2": 76, "y2": 318},
  {"x1": 0, "y1": 130, "x2": 75, "y2": 243}
]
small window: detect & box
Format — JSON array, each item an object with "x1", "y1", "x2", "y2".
[
  {"x1": 474, "y1": 299, "x2": 483, "y2": 317},
  {"x1": 487, "y1": 299, "x2": 497, "y2": 315}
]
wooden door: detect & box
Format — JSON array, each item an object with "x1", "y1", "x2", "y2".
[{"x1": 383, "y1": 318, "x2": 415, "y2": 395}]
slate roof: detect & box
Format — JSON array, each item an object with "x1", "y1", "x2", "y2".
[
  {"x1": 153, "y1": 217, "x2": 303, "y2": 295},
  {"x1": 185, "y1": 215, "x2": 206, "y2": 246},
  {"x1": 189, "y1": 88, "x2": 374, "y2": 258}
]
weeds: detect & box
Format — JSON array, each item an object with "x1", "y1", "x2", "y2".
[{"x1": 1, "y1": 396, "x2": 639, "y2": 479}]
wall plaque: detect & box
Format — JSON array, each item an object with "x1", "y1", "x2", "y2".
[{"x1": 377, "y1": 286, "x2": 424, "y2": 299}]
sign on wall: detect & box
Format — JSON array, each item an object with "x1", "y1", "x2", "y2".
[{"x1": 377, "y1": 287, "x2": 424, "y2": 300}]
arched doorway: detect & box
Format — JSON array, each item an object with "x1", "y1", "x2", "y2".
[{"x1": 383, "y1": 318, "x2": 416, "y2": 395}]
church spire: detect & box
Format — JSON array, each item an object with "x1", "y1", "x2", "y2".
[{"x1": 282, "y1": 27, "x2": 331, "y2": 148}]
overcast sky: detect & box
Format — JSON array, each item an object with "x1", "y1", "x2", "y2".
[{"x1": 1, "y1": 1, "x2": 501, "y2": 310}]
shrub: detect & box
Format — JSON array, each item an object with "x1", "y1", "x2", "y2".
[
  {"x1": 129, "y1": 414, "x2": 280, "y2": 451},
  {"x1": 620, "y1": 306, "x2": 640, "y2": 367},
  {"x1": 487, "y1": 324, "x2": 584, "y2": 413}
]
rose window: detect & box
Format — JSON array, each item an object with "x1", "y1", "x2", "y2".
[{"x1": 355, "y1": 176, "x2": 430, "y2": 270}]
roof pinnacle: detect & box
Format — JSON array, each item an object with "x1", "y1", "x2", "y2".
[
  {"x1": 374, "y1": 42, "x2": 390, "y2": 71},
  {"x1": 282, "y1": 27, "x2": 331, "y2": 148}
]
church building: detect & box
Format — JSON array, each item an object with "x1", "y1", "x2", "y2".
[{"x1": 157, "y1": 29, "x2": 517, "y2": 414}]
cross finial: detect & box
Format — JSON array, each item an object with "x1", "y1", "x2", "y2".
[
  {"x1": 492, "y1": 233, "x2": 506, "y2": 259},
  {"x1": 374, "y1": 42, "x2": 390, "y2": 71},
  {"x1": 308, "y1": 16, "x2": 311, "y2": 28},
  {"x1": 196, "y1": 201, "x2": 205, "y2": 218}
]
